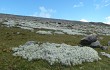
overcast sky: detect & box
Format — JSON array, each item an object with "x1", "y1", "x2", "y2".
[{"x1": 0, "y1": 0, "x2": 110, "y2": 24}]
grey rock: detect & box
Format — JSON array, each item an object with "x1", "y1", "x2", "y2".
[
  {"x1": 80, "y1": 34, "x2": 98, "y2": 46},
  {"x1": 85, "y1": 34, "x2": 98, "y2": 42},
  {"x1": 80, "y1": 39, "x2": 91, "y2": 46},
  {"x1": 100, "y1": 52, "x2": 110, "y2": 58},
  {"x1": 100, "y1": 46, "x2": 108, "y2": 50},
  {"x1": 90, "y1": 40, "x2": 101, "y2": 48}
]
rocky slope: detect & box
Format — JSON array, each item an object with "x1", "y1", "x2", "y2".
[{"x1": 0, "y1": 13, "x2": 110, "y2": 35}]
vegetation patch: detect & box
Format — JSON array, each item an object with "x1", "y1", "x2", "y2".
[{"x1": 12, "y1": 42, "x2": 101, "y2": 66}]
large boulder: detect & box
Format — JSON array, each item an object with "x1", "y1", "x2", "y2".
[
  {"x1": 80, "y1": 39, "x2": 91, "y2": 46},
  {"x1": 90, "y1": 40, "x2": 101, "y2": 48},
  {"x1": 80, "y1": 34, "x2": 98, "y2": 46}
]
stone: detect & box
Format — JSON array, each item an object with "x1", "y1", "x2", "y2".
[
  {"x1": 100, "y1": 52, "x2": 110, "y2": 58},
  {"x1": 80, "y1": 39, "x2": 91, "y2": 46},
  {"x1": 90, "y1": 40, "x2": 101, "y2": 48},
  {"x1": 80, "y1": 34, "x2": 98, "y2": 46},
  {"x1": 100, "y1": 46, "x2": 108, "y2": 50},
  {"x1": 85, "y1": 34, "x2": 98, "y2": 43}
]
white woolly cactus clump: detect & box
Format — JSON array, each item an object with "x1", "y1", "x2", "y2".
[{"x1": 12, "y1": 42, "x2": 101, "y2": 66}]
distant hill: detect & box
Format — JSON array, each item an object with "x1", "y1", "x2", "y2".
[
  {"x1": 0, "y1": 13, "x2": 110, "y2": 35},
  {"x1": 0, "y1": 13, "x2": 107, "y2": 25}
]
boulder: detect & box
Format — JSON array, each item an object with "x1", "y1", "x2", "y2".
[
  {"x1": 85, "y1": 34, "x2": 98, "y2": 42},
  {"x1": 90, "y1": 40, "x2": 101, "y2": 48},
  {"x1": 80, "y1": 34, "x2": 98, "y2": 46},
  {"x1": 80, "y1": 39, "x2": 91, "y2": 46}
]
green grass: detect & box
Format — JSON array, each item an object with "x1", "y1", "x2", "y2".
[{"x1": 0, "y1": 25, "x2": 110, "y2": 70}]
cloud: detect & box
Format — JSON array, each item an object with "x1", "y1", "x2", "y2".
[
  {"x1": 94, "y1": 0, "x2": 110, "y2": 9},
  {"x1": 0, "y1": 8, "x2": 7, "y2": 11},
  {"x1": 32, "y1": 6, "x2": 56, "y2": 18},
  {"x1": 80, "y1": 19, "x2": 89, "y2": 22},
  {"x1": 104, "y1": 2, "x2": 110, "y2": 6},
  {"x1": 105, "y1": 16, "x2": 110, "y2": 24},
  {"x1": 73, "y1": 2, "x2": 84, "y2": 8}
]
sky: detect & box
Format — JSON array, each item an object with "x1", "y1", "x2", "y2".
[{"x1": 0, "y1": 0, "x2": 110, "y2": 24}]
